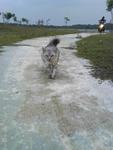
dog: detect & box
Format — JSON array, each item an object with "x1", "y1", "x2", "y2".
[{"x1": 41, "y1": 38, "x2": 60, "y2": 79}]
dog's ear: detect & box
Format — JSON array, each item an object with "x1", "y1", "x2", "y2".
[{"x1": 42, "y1": 47, "x2": 45, "y2": 53}]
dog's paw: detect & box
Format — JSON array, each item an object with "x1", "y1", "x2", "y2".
[
  {"x1": 49, "y1": 74, "x2": 55, "y2": 79},
  {"x1": 49, "y1": 74, "x2": 52, "y2": 79}
]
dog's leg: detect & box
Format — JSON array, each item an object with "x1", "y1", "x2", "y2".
[
  {"x1": 51, "y1": 66, "x2": 57, "y2": 79},
  {"x1": 48, "y1": 64, "x2": 53, "y2": 79},
  {"x1": 48, "y1": 68, "x2": 52, "y2": 79}
]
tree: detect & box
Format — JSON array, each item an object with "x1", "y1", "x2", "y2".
[
  {"x1": 37, "y1": 19, "x2": 41, "y2": 25},
  {"x1": 13, "y1": 16, "x2": 17, "y2": 23},
  {"x1": 25, "y1": 19, "x2": 29, "y2": 25},
  {"x1": 37, "y1": 19, "x2": 44, "y2": 26},
  {"x1": 4, "y1": 12, "x2": 13, "y2": 22},
  {"x1": 3, "y1": 12, "x2": 15, "y2": 23},
  {"x1": 46, "y1": 18, "x2": 50, "y2": 25},
  {"x1": 107, "y1": 0, "x2": 113, "y2": 23},
  {"x1": 22, "y1": 18, "x2": 26, "y2": 23},
  {"x1": 2, "y1": 12, "x2": 5, "y2": 23},
  {"x1": 21, "y1": 18, "x2": 29, "y2": 24},
  {"x1": 40, "y1": 19, "x2": 44, "y2": 26},
  {"x1": 64, "y1": 17, "x2": 70, "y2": 25}
]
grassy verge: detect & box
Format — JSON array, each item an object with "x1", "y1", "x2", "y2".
[
  {"x1": 76, "y1": 33, "x2": 113, "y2": 81},
  {"x1": 0, "y1": 24, "x2": 77, "y2": 46}
]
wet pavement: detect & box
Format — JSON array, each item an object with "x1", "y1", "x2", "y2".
[{"x1": 0, "y1": 33, "x2": 113, "y2": 150}]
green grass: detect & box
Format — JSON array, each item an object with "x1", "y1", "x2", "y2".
[
  {"x1": 0, "y1": 24, "x2": 77, "y2": 46},
  {"x1": 76, "y1": 33, "x2": 113, "y2": 81}
]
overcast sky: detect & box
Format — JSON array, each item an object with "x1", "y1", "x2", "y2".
[{"x1": 0, "y1": 0, "x2": 111, "y2": 25}]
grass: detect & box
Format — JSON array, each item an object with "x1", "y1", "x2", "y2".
[
  {"x1": 76, "y1": 33, "x2": 113, "y2": 81},
  {"x1": 0, "y1": 24, "x2": 77, "y2": 46}
]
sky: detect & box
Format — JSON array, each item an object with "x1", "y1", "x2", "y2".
[{"x1": 0, "y1": 0, "x2": 111, "y2": 25}]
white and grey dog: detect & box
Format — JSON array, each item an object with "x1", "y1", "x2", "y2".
[{"x1": 41, "y1": 38, "x2": 60, "y2": 79}]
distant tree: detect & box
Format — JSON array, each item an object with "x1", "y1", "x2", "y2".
[
  {"x1": 37, "y1": 19, "x2": 41, "y2": 25},
  {"x1": 13, "y1": 16, "x2": 17, "y2": 23},
  {"x1": 2, "y1": 12, "x2": 5, "y2": 23},
  {"x1": 40, "y1": 19, "x2": 44, "y2": 26},
  {"x1": 107, "y1": 0, "x2": 113, "y2": 23},
  {"x1": 21, "y1": 18, "x2": 26, "y2": 23},
  {"x1": 21, "y1": 18, "x2": 29, "y2": 24},
  {"x1": 46, "y1": 18, "x2": 50, "y2": 25},
  {"x1": 64, "y1": 17, "x2": 70, "y2": 25},
  {"x1": 11, "y1": 13, "x2": 15, "y2": 18},
  {"x1": 25, "y1": 19, "x2": 29, "y2": 25},
  {"x1": 37, "y1": 19, "x2": 44, "y2": 26},
  {"x1": 11, "y1": 13, "x2": 16, "y2": 23},
  {"x1": 4, "y1": 12, "x2": 13, "y2": 22},
  {"x1": 2, "y1": 12, "x2": 15, "y2": 23}
]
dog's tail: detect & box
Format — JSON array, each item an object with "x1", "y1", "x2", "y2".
[{"x1": 48, "y1": 38, "x2": 60, "y2": 47}]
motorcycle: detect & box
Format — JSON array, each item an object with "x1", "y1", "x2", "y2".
[{"x1": 98, "y1": 22, "x2": 105, "y2": 33}]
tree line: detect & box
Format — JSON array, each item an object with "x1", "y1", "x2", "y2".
[
  {"x1": 0, "y1": 11, "x2": 71, "y2": 26},
  {"x1": 0, "y1": 12, "x2": 50, "y2": 25},
  {"x1": 0, "y1": 12, "x2": 29, "y2": 24}
]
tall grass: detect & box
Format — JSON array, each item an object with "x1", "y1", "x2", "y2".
[
  {"x1": 76, "y1": 33, "x2": 113, "y2": 81},
  {"x1": 0, "y1": 24, "x2": 77, "y2": 46}
]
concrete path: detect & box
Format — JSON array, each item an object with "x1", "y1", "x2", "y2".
[{"x1": 0, "y1": 33, "x2": 113, "y2": 150}]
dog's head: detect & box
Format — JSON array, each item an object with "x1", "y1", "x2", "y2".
[{"x1": 42, "y1": 46, "x2": 57, "y2": 62}]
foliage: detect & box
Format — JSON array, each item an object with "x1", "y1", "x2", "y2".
[
  {"x1": 13, "y1": 16, "x2": 17, "y2": 22},
  {"x1": 21, "y1": 18, "x2": 29, "y2": 24},
  {"x1": 37, "y1": 19, "x2": 44, "y2": 26},
  {"x1": 107, "y1": 0, "x2": 113, "y2": 10},
  {"x1": 64, "y1": 17, "x2": 70, "y2": 25},
  {"x1": 106, "y1": 0, "x2": 113, "y2": 23},
  {"x1": 0, "y1": 11, "x2": 29, "y2": 24},
  {"x1": 46, "y1": 18, "x2": 50, "y2": 25},
  {"x1": 4, "y1": 12, "x2": 15, "y2": 22}
]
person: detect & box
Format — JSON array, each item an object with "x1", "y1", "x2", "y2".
[
  {"x1": 99, "y1": 16, "x2": 106, "y2": 24},
  {"x1": 98, "y1": 16, "x2": 106, "y2": 33}
]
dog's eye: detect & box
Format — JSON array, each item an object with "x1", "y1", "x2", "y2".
[
  {"x1": 51, "y1": 55, "x2": 54, "y2": 57},
  {"x1": 46, "y1": 55, "x2": 48, "y2": 57}
]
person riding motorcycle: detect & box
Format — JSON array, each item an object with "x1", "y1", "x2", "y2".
[
  {"x1": 99, "y1": 16, "x2": 106, "y2": 24},
  {"x1": 98, "y1": 16, "x2": 106, "y2": 33}
]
